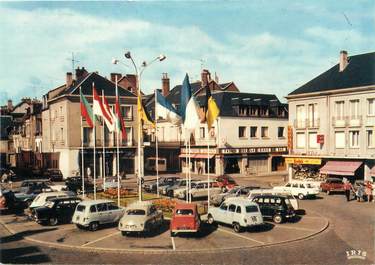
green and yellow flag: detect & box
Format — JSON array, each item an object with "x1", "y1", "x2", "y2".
[
  {"x1": 137, "y1": 95, "x2": 155, "y2": 127},
  {"x1": 205, "y1": 85, "x2": 220, "y2": 129}
]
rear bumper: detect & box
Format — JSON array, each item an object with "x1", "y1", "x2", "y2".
[{"x1": 171, "y1": 229, "x2": 199, "y2": 233}]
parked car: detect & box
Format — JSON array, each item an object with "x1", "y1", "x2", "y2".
[
  {"x1": 207, "y1": 198, "x2": 263, "y2": 232},
  {"x1": 176, "y1": 180, "x2": 221, "y2": 200},
  {"x1": 170, "y1": 203, "x2": 201, "y2": 237},
  {"x1": 215, "y1": 175, "x2": 238, "y2": 191},
  {"x1": 273, "y1": 181, "x2": 319, "y2": 199},
  {"x1": 65, "y1": 176, "x2": 94, "y2": 193},
  {"x1": 162, "y1": 179, "x2": 187, "y2": 197},
  {"x1": 29, "y1": 191, "x2": 76, "y2": 210},
  {"x1": 144, "y1": 176, "x2": 180, "y2": 193},
  {"x1": 251, "y1": 195, "x2": 295, "y2": 224},
  {"x1": 320, "y1": 178, "x2": 345, "y2": 195},
  {"x1": 210, "y1": 186, "x2": 260, "y2": 206},
  {"x1": 102, "y1": 176, "x2": 121, "y2": 190},
  {"x1": 0, "y1": 188, "x2": 26, "y2": 212},
  {"x1": 14, "y1": 180, "x2": 53, "y2": 206},
  {"x1": 72, "y1": 199, "x2": 124, "y2": 231},
  {"x1": 173, "y1": 181, "x2": 198, "y2": 199},
  {"x1": 0, "y1": 168, "x2": 19, "y2": 182},
  {"x1": 43, "y1": 169, "x2": 63, "y2": 182},
  {"x1": 32, "y1": 197, "x2": 82, "y2": 225},
  {"x1": 118, "y1": 201, "x2": 163, "y2": 235},
  {"x1": 248, "y1": 189, "x2": 299, "y2": 210}
]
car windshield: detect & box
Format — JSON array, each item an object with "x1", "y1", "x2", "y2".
[
  {"x1": 228, "y1": 188, "x2": 239, "y2": 194},
  {"x1": 76, "y1": 205, "x2": 86, "y2": 212},
  {"x1": 127, "y1": 209, "x2": 146, "y2": 215},
  {"x1": 245, "y1": 205, "x2": 258, "y2": 213},
  {"x1": 176, "y1": 209, "x2": 194, "y2": 215},
  {"x1": 305, "y1": 184, "x2": 313, "y2": 188},
  {"x1": 44, "y1": 201, "x2": 55, "y2": 208}
]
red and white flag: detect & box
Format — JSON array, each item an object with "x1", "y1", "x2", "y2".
[{"x1": 93, "y1": 85, "x2": 113, "y2": 128}]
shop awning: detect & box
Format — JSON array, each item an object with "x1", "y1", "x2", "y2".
[
  {"x1": 179, "y1": 154, "x2": 194, "y2": 158},
  {"x1": 320, "y1": 161, "x2": 362, "y2": 176},
  {"x1": 194, "y1": 154, "x2": 215, "y2": 159},
  {"x1": 371, "y1": 166, "x2": 375, "y2": 176}
]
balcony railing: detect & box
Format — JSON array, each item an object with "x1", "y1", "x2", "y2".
[
  {"x1": 294, "y1": 119, "x2": 306, "y2": 129},
  {"x1": 332, "y1": 116, "x2": 347, "y2": 127},
  {"x1": 348, "y1": 115, "x2": 362, "y2": 127},
  {"x1": 366, "y1": 116, "x2": 375, "y2": 126},
  {"x1": 307, "y1": 118, "x2": 320, "y2": 129}
]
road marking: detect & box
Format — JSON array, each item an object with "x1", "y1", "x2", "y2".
[
  {"x1": 273, "y1": 225, "x2": 316, "y2": 232},
  {"x1": 81, "y1": 231, "x2": 120, "y2": 247},
  {"x1": 171, "y1": 237, "x2": 176, "y2": 251},
  {"x1": 217, "y1": 228, "x2": 265, "y2": 245}
]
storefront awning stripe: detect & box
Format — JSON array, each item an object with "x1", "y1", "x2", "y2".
[
  {"x1": 194, "y1": 154, "x2": 215, "y2": 159},
  {"x1": 179, "y1": 154, "x2": 194, "y2": 158},
  {"x1": 320, "y1": 161, "x2": 362, "y2": 176}
]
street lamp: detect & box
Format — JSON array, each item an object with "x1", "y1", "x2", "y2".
[{"x1": 120, "y1": 51, "x2": 166, "y2": 201}]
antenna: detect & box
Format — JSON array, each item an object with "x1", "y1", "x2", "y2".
[{"x1": 67, "y1": 52, "x2": 80, "y2": 74}]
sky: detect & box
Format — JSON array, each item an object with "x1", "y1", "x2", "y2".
[{"x1": 0, "y1": 1, "x2": 374, "y2": 104}]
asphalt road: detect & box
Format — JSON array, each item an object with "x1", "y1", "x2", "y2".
[{"x1": 1, "y1": 177, "x2": 374, "y2": 264}]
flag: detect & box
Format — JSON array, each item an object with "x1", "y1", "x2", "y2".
[
  {"x1": 80, "y1": 90, "x2": 96, "y2": 128},
  {"x1": 184, "y1": 95, "x2": 201, "y2": 133},
  {"x1": 155, "y1": 90, "x2": 181, "y2": 125},
  {"x1": 114, "y1": 97, "x2": 127, "y2": 140},
  {"x1": 137, "y1": 95, "x2": 155, "y2": 127},
  {"x1": 205, "y1": 85, "x2": 220, "y2": 129},
  {"x1": 102, "y1": 93, "x2": 115, "y2": 132},
  {"x1": 180, "y1": 74, "x2": 192, "y2": 123},
  {"x1": 92, "y1": 86, "x2": 113, "y2": 125}
]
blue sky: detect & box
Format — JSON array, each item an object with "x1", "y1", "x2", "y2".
[{"x1": 0, "y1": 1, "x2": 374, "y2": 103}]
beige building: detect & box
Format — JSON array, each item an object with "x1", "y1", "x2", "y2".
[{"x1": 286, "y1": 51, "x2": 375, "y2": 181}]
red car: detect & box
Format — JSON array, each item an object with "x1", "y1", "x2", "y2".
[
  {"x1": 215, "y1": 175, "x2": 238, "y2": 191},
  {"x1": 320, "y1": 178, "x2": 345, "y2": 195},
  {"x1": 170, "y1": 203, "x2": 200, "y2": 237}
]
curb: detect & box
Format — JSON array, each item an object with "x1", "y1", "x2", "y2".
[{"x1": 0, "y1": 212, "x2": 329, "y2": 254}]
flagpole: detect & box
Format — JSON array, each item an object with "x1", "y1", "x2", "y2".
[
  {"x1": 115, "y1": 76, "x2": 120, "y2": 207},
  {"x1": 93, "y1": 82, "x2": 97, "y2": 200},
  {"x1": 188, "y1": 136, "x2": 191, "y2": 203},
  {"x1": 80, "y1": 87, "x2": 85, "y2": 198},
  {"x1": 155, "y1": 89, "x2": 159, "y2": 197},
  {"x1": 185, "y1": 129, "x2": 188, "y2": 202},
  {"x1": 207, "y1": 127, "x2": 210, "y2": 209},
  {"x1": 102, "y1": 90, "x2": 106, "y2": 190}
]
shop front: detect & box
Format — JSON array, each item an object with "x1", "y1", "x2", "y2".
[
  {"x1": 285, "y1": 156, "x2": 322, "y2": 181},
  {"x1": 179, "y1": 147, "x2": 216, "y2": 175}
]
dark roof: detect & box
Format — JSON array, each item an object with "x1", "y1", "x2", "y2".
[
  {"x1": 166, "y1": 81, "x2": 202, "y2": 104},
  {"x1": 289, "y1": 52, "x2": 375, "y2": 95}
]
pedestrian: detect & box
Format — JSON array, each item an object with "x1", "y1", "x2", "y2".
[
  {"x1": 365, "y1": 181, "x2": 373, "y2": 203},
  {"x1": 344, "y1": 180, "x2": 353, "y2": 202},
  {"x1": 356, "y1": 184, "x2": 364, "y2": 202}
]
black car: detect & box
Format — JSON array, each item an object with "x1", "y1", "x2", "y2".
[
  {"x1": 65, "y1": 176, "x2": 94, "y2": 193},
  {"x1": 144, "y1": 176, "x2": 180, "y2": 193},
  {"x1": 32, "y1": 197, "x2": 82, "y2": 225},
  {"x1": 43, "y1": 169, "x2": 63, "y2": 182},
  {"x1": 252, "y1": 195, "x2": 295, "y2": 224},
  {"x1": 0, "y1": 189, "x2": 27, "y2": 213}
]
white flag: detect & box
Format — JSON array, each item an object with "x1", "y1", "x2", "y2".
[{"x1": 183, "y1": 96, "x2": 200, "y2": 133}]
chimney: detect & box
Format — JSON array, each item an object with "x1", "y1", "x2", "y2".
[
  {"x1": 201, "y1": 69, "x2": 211, "y2": 88},
  {"x1": 162, "y1": 73, "x2": 170, "y2": 96},
  {"x1": 110, "y1": 73, "x2": 122, "y2": 83},
  {"x1": 7, "y1": 100, "x2": 13, "y2": 111},
  {"x1": 118, "y1": 74, "x2": 138, "y2": 94},
  {"x1": 66, "y1": 72, "x2": 73, "y2": 87},
  {"x1": 339, "y1": 50, "x2": 348, "y2": 72},
  {"x1": 75, "y1": 66, "x2": 89, "y2": 80}
]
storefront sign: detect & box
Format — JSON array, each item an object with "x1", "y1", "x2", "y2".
[
  {"x1": 180, "y1": 148, "x2": 216, "y2": 155},
  {"x1": 285, "y1": 157, "x2": 322, "y2": 165},
  {"x1": 287, "y1": 126, "x2": 293, "y2": 150},
  {"x1": 317, "y1": 134, "x2": 324, "y2": 144},
  {"x1": 219, "y1": 146, "x2": 287, "y2": 155}
]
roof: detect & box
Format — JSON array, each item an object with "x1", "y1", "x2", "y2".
[
  {"x1": 224, "y1": 197, "x2": 259, "y2": 205},
  {"x1": 78, "y1": 199, "x2": 114, "y2": 205},
  {"x1": 289, "y1": 51, "x2": 375, "y2": 96},
  {"x1": 126, "y1": 201, "x2": 153, "y2": 209}
]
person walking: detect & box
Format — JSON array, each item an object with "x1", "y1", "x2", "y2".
[
  {"x1": 365, "y1": 181, "x2": 373, "y2": 203},
  {"x1": 344, "y1": 180, "x2": 353, "y2": 202},
  {"x1": 356, "y1": 184, "x2": 364, "y2": 202}
]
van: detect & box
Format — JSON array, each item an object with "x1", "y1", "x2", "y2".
[
  {"x1": 145, "y1": 157, "x2": 167, "y2": 172},
  {"x1": 248, "y1": 189, "x2": 299, "y2": 210},
  {"x1": 29, "y1": 191, "x2": 76, "y2": 210}
]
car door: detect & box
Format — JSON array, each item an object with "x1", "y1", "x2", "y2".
[
  {"x1": 262, "y1": 197, "x2": 272, "y2": 217},
  {"x1": 253, "y1": 197, "x2": 266, "y2": 216},
  {"x1": 96, "y1": 203, "x2": 109, "y2": 224},
  {"x1": 55, "y1": 201, "x2": 69, "y2": 223},
  {"x1": 216, "y1": 202, "x2": 228, "y2": 223},
  {"x1": 226, "y1": 204, "x2": 236, "y2": 225},
  {"x1": 107, "y1": 203, "x2": 123, "y2": 222},
  {"x1": 299, "y1": 183, "x2": 307, "y2": 195},
  {"x1": 291, "y1": 183, "x2": 299, "y2": 196}
]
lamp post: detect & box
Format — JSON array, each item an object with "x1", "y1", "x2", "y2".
[{"x1": 114, "y1": 52, "x2": 166, "y2": 202}]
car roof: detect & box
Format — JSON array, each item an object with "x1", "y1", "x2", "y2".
[
  {"x1": 126, "y1": 201, "x2": 153, "y2": 210},
  {"x1": 77, "y1": 199, "x2": 114, "y2": 205},
  {"x1": 37, "y1": 191, "x2": 72, "y2": 196},
  {"x1": 22, "y1": 179, "x2": 49, "y2": 183},
  {"x1": 327, "y1": 178, "x2": 342, "y2": 181},
  {"x1": 175, "y1": 203, "x2": 197, "y2": 210},
  {"x1": 224, "y1": 197, "x2": 259, "y2": 206},
  {"x1": 49, "y1": 196, "x2": 81, "y2": 202},
  {"x1": 253, "y1": 194, "x2": 287, "y2": 199}
]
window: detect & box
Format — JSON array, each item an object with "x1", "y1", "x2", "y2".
[
  {"x1": 308, "y1": 103, "x2": 318, "y2": 127},
  {"x1": 292, "y1": 183, "x2": 298, "y2": 188},
  {"x1": 349, "y1": 131, "x2": 359, "y2": 148},
  {"x1": 261, "y1": 127, "x2": 269, "y2": 138},
  {"x1": 209, "y1": 127, "x2": 215, "y2": 138},
  {"x1": 220, "y1": 203, "x2": 228, "y2": 211},
  {"x1": 296, "y1": 105, "x2": 305, "y2": 126},
  {"x1": 296, "y1": 132, "x2": 306, "y2": 148},
  {"x1": 308, "y1": 132, "x2": 318, "y2": 149},
  {"x1": 250, "y1": 127, "x2": 257, "y2": 138},
  {"x1": 124, "y1": 127, "x2": 132, "y2": 145},
  {"x1": 176, "y1": 209, "x2": 193, "y2": 215},
  {"x1": 368, "y1": 99, "x2": 375, "y2": 115},
  {"x1": 83, "y1": 128, "x2": 92, "y2": 145},
  {"x1": 367, "y1": 130, "x2": 374, "y2": 148},
  {"x1": 350, "y1": 100, "x2": 360, "y2": 119},
  {"x1": 108, "y1": 203, "x2": 119, "y2": 210},
  {"x1": 335, "y1": 101, "x2": 345, "y2": 119},
  {"x1": 90, "y1": 205, "x2": 97, "y2": 213},
  {"x1": 285, "y1": 183, "x2": 291, "y2": 187},
  {"x1": 228, "y1": 204, "x2": 236, "y2": 212},
  {"x1": 238, "y1": 126, "x2": 246, "y2": 138},
  {"x1": 278, "y1": 127, "x2": 285, "y2": 138},
  {"x1": 76, "y1": 205, "x2": 86, "y2": 212},
  {"x1": 60, "y1": 128, "x2": 64, "y2": 141},
  {"x1": 97, "y1": 203, "x2": 108, "y2": 212},
  {"x1": 335, "y1": 131, "x2": 346, "y2": 148},
  {"x1": 121, "y1": 106, "x2": 133, "y2": 120},
  {"x1": 200, "y1": 127, "x2": 205, "y2": 139},
  {"x1": 236, "y1": 206, "x2": 242, "y2": 213},
  {"x1": 245, "y1": 205, "x2": 258, "y2": 213}
]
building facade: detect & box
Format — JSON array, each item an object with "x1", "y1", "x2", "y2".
[{"x1": 285, "y1": 51, "x2": 375, "y2": 182}]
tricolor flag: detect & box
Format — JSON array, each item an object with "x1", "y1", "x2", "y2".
[
  {"x1": 137, "y1": 95, "x2": 155, "y2": 127},
  {"x1": 155, "y1": 90, "x2": 181, "y2": 125},
  {"x1": 205, "y1": 84, "x2": 220, "y2": 129},
  {"x1": 114, "y1": 97, "x2": 127, "y2": 140},
  {"x1": 181, "y1": 74, "x2": 200, "y2": 133},
  {"x1": 93, "y1": 86, "x2": 113, "y2": 126},
  {"x1": 80, "y1": 90, "x2": 96, "y2": 128},
  {"x1": 102, "y1": 92, "x2": 115, "y2": 132}
]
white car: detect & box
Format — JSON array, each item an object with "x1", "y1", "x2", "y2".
[
  {"x1": 175, "y1": 181, "x2": 221, "y2": 200},
  {"x1": 29, "y1": 191, "x2": 75, "y2": 210},
  {"x1": 207, "y1": 198, "x2": 263, "y2": 233},
  {"x1": 173, "y1": 181, "x2": 198, "y2": 199},
  {"x1": 248, "y1": 189, "x2": 299, "y2": 210},
  {"x1": 273, "y1": 182, "x2": 320, "y2": 200},
  {"x1": 72, "y1": 199, "x2": 125, "y2": 231}
]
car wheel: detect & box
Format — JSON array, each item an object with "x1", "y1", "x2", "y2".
[
  {"x1": 207, "y1": 214, "x2": 215, "y2": 225},
  {"x1": 233, "y1": 222, "x2": 241, "y2": 233},
  {"x1": 273, "y1": 214, "x2": 283, "y2": 224},
  {"x1": 89, "y1": 221, "x2": 99, "y2": 231},
  {"x1": 167, "y1": 190, "x2": 173, "y2": 197},
  {"x1": 298, "y1": 193, "x2": 305, "y2": 200},
  {"x1": 76, "y1": 224, "x2": 83, "y2": 229},
  {"x1": 49, "y1": 217, "x2": 58, "y2": 226},
  {"x1": 170, "y1": 231, "x2": 175, "y2": 237},
  {"x1": 121, "y1": 231, "x2": 127, "y2": 236}
]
